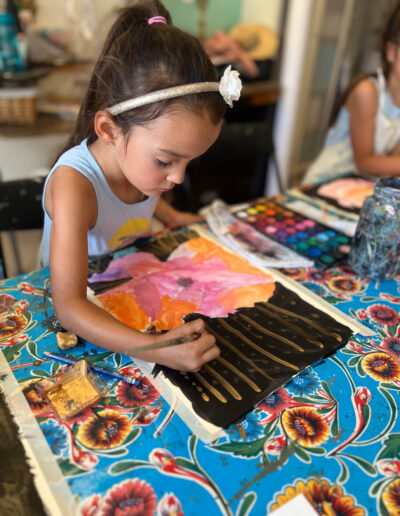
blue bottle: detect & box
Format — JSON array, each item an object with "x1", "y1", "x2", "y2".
[
  {"x1": 0, "y1": 5, "x2": 26, "y2": 74},
  {"x1": 348, "y1": 177, "x2": 400, "y2": 280}
]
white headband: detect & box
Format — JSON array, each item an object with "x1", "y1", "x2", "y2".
[{"x1": 107, "y1": 66, "x2": 242, "y2": 116}]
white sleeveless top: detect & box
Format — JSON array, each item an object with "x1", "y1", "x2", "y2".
[
  {"x1": 302, "y1": 69, "x2": 400, "y2": 185},
  {"x1": 38, "y1": 139, "x2": 159, "y2": 267}
]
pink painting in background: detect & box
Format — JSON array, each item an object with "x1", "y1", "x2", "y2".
[
  {"x1": 317, "y1": 177, "x2": 375, "y2": 209},
  {"x1": 96, "y1": 237, "x2": 275, "y2": 331}
]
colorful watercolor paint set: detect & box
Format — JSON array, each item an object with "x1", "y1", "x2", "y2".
[{"x1": 233, "y1": 199, "x2": 352, "y2": 267}]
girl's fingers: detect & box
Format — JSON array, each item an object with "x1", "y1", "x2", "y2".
[
  {"x1": 185, "y1": 318, "x2": 205, "y2": 337},
  {"x1": 200, "y1": 340, "x2": 220, "y2": 364}
]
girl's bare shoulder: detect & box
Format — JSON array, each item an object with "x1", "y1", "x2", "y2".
[
  {"x1": 46, "y1": 165, "x2": 97, "y2": 226},
  {"x1": 346, "y1": 77, "x2": 378, "y2": 112}
]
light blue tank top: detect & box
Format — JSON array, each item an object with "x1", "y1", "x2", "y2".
[
  {"x1": 325, "y1": 78, "x2": 400, "y2": 147},
  {"x1": 302, "y1": 70, "x2": 400, "y2": 185},
  {"x1": 38, "y1": 139, "x2": 159, "y2": 266}
]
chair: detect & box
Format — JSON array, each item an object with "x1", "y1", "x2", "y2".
[
  {"x1": 172, "y1": 121, "x2": 282, "y2": 212},
  {"x1": 0, "y1": 176, "x2": 46, "y2": 278}
]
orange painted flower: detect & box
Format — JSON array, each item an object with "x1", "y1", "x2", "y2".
[
  {"x1": 270, "y1": 478, "x2": 365, "y2": 515},
  {"x1": 77, "y1": 410, "x2": 131, "y2": 449},
  {"x1": 382, "y1": 478, "x2": 400, "y2": 515},
  {"x1": 99, "y1": 292, "x2": 149, "y2": 330},
  {"x1": 185, "y1": 237, "x2": 271, "y2": 277},
  {"x1": 153, "y1": 295, "x2": 198, "y2": 331},
  {"x1": 216, "y1": 282, "x2": 275, "y2": 316},
  {"x1": 281, "y1": 406, "x2": 329, "y2": 447},
  {"x1": 361, "y1": 353, "x2": 400, "y2": 382}
]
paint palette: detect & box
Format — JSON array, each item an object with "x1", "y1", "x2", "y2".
[{"x1": 233, "y1": 199, "x2": 352, "y2": 267}]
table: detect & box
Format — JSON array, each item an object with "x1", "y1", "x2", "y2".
[{"x1": 0, "y1": 231, "x2": 400, "y2": 515}]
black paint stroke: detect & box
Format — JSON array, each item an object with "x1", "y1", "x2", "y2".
[{"x1": 154, "y1": 282, "x2": 353, "y2": 428}]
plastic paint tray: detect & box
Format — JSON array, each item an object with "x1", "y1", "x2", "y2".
[{"x1": 43, "y1": 360, "x2": 108, "y2": 420}]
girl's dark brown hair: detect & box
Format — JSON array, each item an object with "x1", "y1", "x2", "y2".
[
  {"x1": 381, "y1": 0, "x2": 400, "y2": 77},
  {"x1": 58, "y1": 0, "x2": 226, "y2": 157},
  {"x1": 330, "y1": 1, "x2": 400, "y2": 126}
]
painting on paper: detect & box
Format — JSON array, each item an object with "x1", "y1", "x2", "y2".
[
  {"x1": 302, "y1": 174, "x2": 375, "y2": 214},
  {"x1": 91, "y1": 235, "x2": 276, "y2": 330},
  {"x1": 90, "y1": 234, "x2": 354, "y2": 428}
]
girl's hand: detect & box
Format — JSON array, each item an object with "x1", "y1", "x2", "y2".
[
  {"x1": 170, "y1": 210, "x2": 204, "y2": 228},
  {"x1": 142, "y1": 319, "x2": 220, "y2": 372},
  {"x1": 390, "y1": 138, "x2": 400, "y2": 156},
  {"x1": 154, "y1": 197, "x2": 204, "y2": 231}
]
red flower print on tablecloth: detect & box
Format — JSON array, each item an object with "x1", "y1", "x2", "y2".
[
  {"x1": 305, "y1": 270, "x2": 331, "y2": 283},
  {"x1": 377, "y1": 459, "x2": 400, "y2": 477},
  {"x1": 264, "y1": 434, "x2": 287, "y2": 456},
  {"x1": 81, "y1": 494, "x2": 103, "y2": 516},
  {"x1": 356, "y1": 309, "x2": 368, "y2": 320},
  {"x1": 367, "y1": 304, "x2": 399, "y2": 327},
  {"x1": 150, "y1": 448, "x2": 210, "y2": 488},
  {"x1": 77, "y1": 410, "x2": 131, "y2": 449},
  {"x1": 13, "y1": 300, "x2": 29, "y2": 314},
  {"x1": 346, "y1": 340, "x2": 369, "y2": 354},
  {"x1": 381, "y1": 336, "x2": 400, "y2": 358},
  {"x1": 116, "y1": 377, "x2": 159, "y2": 408},
  {"x1": 281, "y1": 406, "x2": 330, "y2": 447},
  {"x1": 269, "y1": 478, "x2": 365, "y2": 515},
  {"x1": 337, "y1": 262, "x2": 359, "y2": 276},
  {"x1": 157, "y1": 492, "x2": 184, "y2": 516},
  {"x1": 132, "y1": 406, "x2": 161, "y2": 426},
  {"x1": 17, "y1": 282, "x2": 44, "y2": 296},
  {"x1": 102, "y1": 478, "x2": 157, "y2": 516},
  {"x1": 70, "y1": 446, "x2": 99, "y2": 471},
  {"x1": 0, "y1": 294, "x2": 16, "y2": 313},
  {"x1": 380, "y1": 292, "x2": 400, "y2": 304},
  {"x1": 257, "y1": 388, "x2": 293, "y2": 424},
  {"x1": 1, "y1": 334, "x2": 29, "y2": 347},
  {"x1": 328, "y1": 387, "x2": 371, "y2": 456}
]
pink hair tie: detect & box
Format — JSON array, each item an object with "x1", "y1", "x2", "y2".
[{"x1": 148, "y1": 16, "x2": 167, "y2": 25}]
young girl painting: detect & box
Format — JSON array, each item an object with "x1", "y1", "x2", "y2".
[
  {"x1": 38, "y1": 0, "x2": 242, "y2": 371},
  {"x1": 303, "y1": 1, "x2": 400, "y2": 185}
]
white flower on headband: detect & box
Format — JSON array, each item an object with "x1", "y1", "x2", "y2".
[{"x1": 219, "y1": 65, "x2": 242, "y2": 107}]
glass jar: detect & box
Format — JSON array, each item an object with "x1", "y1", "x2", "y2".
[{"x1": 348, "y1": 177, "x2": 400, "y2": 280}]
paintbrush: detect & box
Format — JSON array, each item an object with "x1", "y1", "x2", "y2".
[
  {"x1": 134, "y1": 332, "x2": 201, "y2": 354},
  {"x1": 43, "y1": 351, "x2": 144, "y2": 388}
]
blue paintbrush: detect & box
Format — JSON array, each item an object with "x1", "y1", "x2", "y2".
[{"x1": 43, "y1": 351, "x2": 144, "y2": 389}]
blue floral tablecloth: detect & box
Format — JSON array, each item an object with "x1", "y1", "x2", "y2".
[{"x1": 1, "y1": 260, "x2": 400, "y2": 516}]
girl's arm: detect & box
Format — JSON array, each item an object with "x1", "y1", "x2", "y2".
[
  {"x1": 47, "y1": 167, "x2": 219, "y2": 371},
  {"x1": 154, "y1": 196, "x2": 204, "y2": 229},
  {"x1": 348, "y1": 78, "x2": 400, "y2": 176}
]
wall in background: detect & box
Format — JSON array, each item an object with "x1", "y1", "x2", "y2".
[
  {"x1": 240, "y1": 0, "x2": 283, "y2": 32},
  {"x1": 163, "y1": 0, "x2": 241, "y2": 38},
  {"x1": 32, "y1": 0, "x2": 284, "y2": 57}
]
